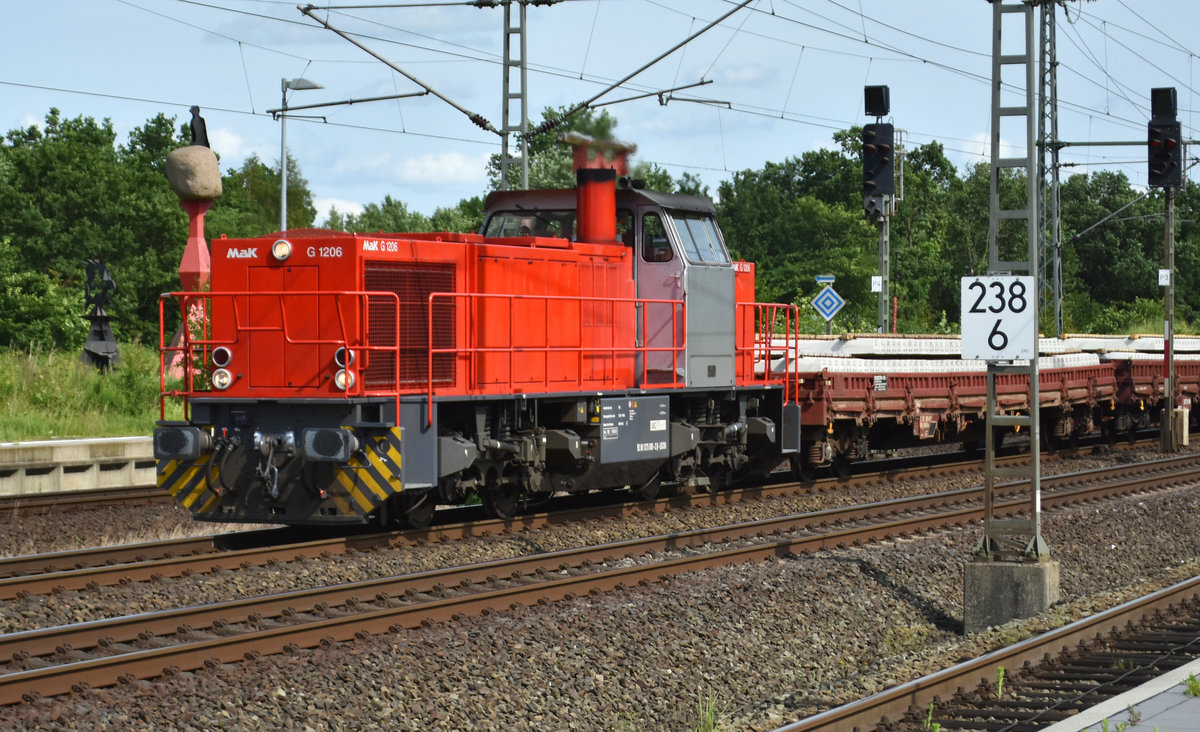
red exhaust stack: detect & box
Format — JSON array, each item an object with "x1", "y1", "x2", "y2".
[{"x1": 564, "y1": 132, "x2": 635, "y2": 243}]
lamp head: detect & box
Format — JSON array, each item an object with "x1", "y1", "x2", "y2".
[{"x1": 283, "y1": 77, "x2": 323, "y2": 92}]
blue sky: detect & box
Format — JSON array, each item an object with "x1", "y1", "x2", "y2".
[{"x1": 2, "y1": 1, "x2": 1196, "y2": 220}]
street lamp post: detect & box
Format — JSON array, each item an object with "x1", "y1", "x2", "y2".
[{"x1": 280, "y1": 77, "x2": 323, "y2": 232}]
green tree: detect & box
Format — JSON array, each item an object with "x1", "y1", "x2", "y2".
[
  {"x1": 888, "y1": 140, "x2": 963, "y2": 329},
  {"x1": 343, "y1": 194, "x2": 431, "y2": 232},
  {"x1": 718, "y1": 148, "x2": 876, "y2": 325},
  {"x1": 0, "y1": 109, "x2": 188, "y2": 345},
  {"x1": 1059, "y1": 172, "x2": 1160, "y2": 318},
  {"x1": 430, "y1": 196, "x2": 485, "y2": 233},
  {"x1": 0, "y1": 236, "x2": 86, "y2": 347}
]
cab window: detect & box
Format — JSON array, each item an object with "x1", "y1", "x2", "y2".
[
  {"x1": 671, "y1": 213, "x2": 729, "y2": 264},
  {"x1": 483, "y1": 210, "x2": 576, "y2": 239},
  {"x1": 641, "y1": 212, "x2": 673, "y2": 262}
]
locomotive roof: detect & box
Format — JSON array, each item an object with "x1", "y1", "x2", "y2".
[{"x1": 483, "y1": 186, "x2": 717, "y2": 215}]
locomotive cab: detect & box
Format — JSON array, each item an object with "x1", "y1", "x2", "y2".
[{"x1": 482, "y1": 187, "x2": 737, "y2": 389}]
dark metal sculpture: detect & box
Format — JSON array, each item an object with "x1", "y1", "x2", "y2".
[{"x1": 81, "y1": 259, "x2": 120, "y2": 369}]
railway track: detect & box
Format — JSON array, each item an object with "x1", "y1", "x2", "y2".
[
  {"x1": 0, "y1": 430, "x2": 1166, "y2": 523},
  {"x1": 0, "y1": 484, "x2": 168, "y2": 518},
  {"x1": 3, "y1": 451, "x2": 1197, "y2": 706},
  {"x1": 784, "y1": 579, "x2": 1200, "y2": 732},
  {"x1": 0, "y1": 447, "x2": 1127, "y2": 596}
]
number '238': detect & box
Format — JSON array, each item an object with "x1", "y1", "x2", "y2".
[{"x1": 966, "y1": 280, "x2": 1028, "y2": 314}]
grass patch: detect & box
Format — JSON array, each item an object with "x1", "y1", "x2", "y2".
[
  {"x1": 692, "y1": 690, "x2": 729, "y2": 732},
  {"x1": 1184, "y1": 672, "x2": 1200, "y2": 697},
  {"x1": 0, "y1": 342, "x2": 179, "y2": 441}
]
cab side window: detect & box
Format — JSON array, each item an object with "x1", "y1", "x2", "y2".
[{"x1": 641, "y1": 212, "x2": 673, "y2": 262}]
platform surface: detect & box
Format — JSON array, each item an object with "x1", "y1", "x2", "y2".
[{"x1": 1041, "y1": 657, "x2": 1200, "y2": 732}]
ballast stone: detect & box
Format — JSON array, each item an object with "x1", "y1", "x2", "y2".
[{"x1": 166, "y1": 145, "x2": 222, "y2": 200}]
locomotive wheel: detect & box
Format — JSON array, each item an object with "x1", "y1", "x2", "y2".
[
  {"x1": 484, "y1": 485, "x2": 520, "y2": 519},
  {"x1": 706, "y1": 467, "x2": 729, "y2": 494},
  {"x1": 399, "y1": 492, "x2": 435, "y2": 529},
  {"x1": 632, "y1": 471, "x2": 662, "y2": 501}
]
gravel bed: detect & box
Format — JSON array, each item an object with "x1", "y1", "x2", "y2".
[
  {"x1": 1, "y1": 446, "x2": 1197, "y2": 731},
  {"x1": 0, "y1": 448, "x2": 1131, "y2": 634}
]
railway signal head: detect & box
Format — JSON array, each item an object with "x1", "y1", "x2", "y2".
[
  {"x1": 862, "y1": 123, "x2": 895, "y2": 197},
  {"x1": 1148, "y1": 120, "x2": 1182, "y2": 188},
  {"x1": 863, "y1": 194, "x2": 886, "y2": 222}
]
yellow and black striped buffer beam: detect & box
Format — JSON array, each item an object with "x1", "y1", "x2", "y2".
[
  {"x1": 158, "y1": 455, "x2": 221, "y2": 516},
  {"x1": 333, "y1": 427, "x2": 403, "y2": 515}
]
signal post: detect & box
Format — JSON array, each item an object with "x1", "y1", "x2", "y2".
[
  {"x1": 1148, "y1": 87, "x2": 1183, "y2": 452},
  {"x1": 862, "y1": 85, "x2": 894, "y2": 333},
  {"x1": 962, "y1": 0, "x2": 1060, "y2": 635}
]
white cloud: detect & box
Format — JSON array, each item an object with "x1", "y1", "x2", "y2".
[
  {"x1": 209, "y1": 127, "x2": 254, "y2": 164},
  {"x1": 314, "y1": 198, "x2": 365, "y2": 226},
  {"x1": 395, "y1": 151, "x2": 491, "y2": 186},
  {"x1": 719, "y1": 64, "x2": 772, "y2": 87}
]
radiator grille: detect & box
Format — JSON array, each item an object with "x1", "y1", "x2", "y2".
[{"x1": 364, "y1": 262, "x2": 456, "y2": 388}]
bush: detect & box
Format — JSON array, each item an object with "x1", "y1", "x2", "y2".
[{"x1": 0, "y1": 342, "x2": 176, "y2": 440}]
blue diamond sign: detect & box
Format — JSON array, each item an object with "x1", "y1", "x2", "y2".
[{"x1": 812, "y1": 284, "x2": 845, "y2": 322}]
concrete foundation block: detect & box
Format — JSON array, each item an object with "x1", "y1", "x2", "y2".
[{"x1": 963, "y1": 559, "x2": 1060, "y2": 635}]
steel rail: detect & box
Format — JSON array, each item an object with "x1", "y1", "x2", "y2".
[
  {"x1": 2, "y1": 456, "x2": 1198, "y2": 705},
  {"x1": 777, "y1": 577, "x2": 1200, "y2": 732}
]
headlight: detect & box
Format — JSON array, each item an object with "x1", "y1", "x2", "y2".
[
  {"x1": 335, "y1": 347, "x2": 356, "y2": 367},
  {"x1": 212, "y1": 368, "x2": 233, "y2": 390},
  {"x1": 211, "y1": 346, "x2": 232, "y2": 368},
  {"x1": 334, "y1": 369, "x2": 355, "y2": 391},
  {"x1": 271, "y1": 239, "x2": 292, "y2": 261}
]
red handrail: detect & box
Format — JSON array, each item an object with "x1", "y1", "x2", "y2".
[
  {"x1": 736, "y1": 301, "x2": 802, "y2": 404},
  {"x1": 425, "y1": 291, "x2": 687, "y2": 425}
]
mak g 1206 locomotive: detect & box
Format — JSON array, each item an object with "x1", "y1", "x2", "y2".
[{"x1": 154, "y1": 140, "x2": 803, "y2": 527}]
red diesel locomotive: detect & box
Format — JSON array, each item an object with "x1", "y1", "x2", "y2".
[{"x1": 154, "y1": 143, "x2": 802, "y2": 527}]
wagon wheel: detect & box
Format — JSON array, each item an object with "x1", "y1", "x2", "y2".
[
  {"x1": 833, "y1": 454, "x2": 852, "y2": 480},
  {"x1": 789, "y1": 454, "x2": 815, "y2": 482},
  {"x1": 1101, "y1": 419, "x2": 1117, "y2": 445},
  {"x1": 483, "y1": 485, "x2": 519, "y2": 520}
]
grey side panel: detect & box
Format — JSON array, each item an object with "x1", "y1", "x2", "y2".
[
  {"x1": 686, "y1": 266, "x2": 735, "y2": 387},
  {"x1": 399, "y1": 400, "x2": 437, "y2": 490},
  {"x1": 781, "y1": 403, "x2": 802, "y2": 454},
  {"x1": 599, "y1": 396, "x2": 670, "y2": 463}
]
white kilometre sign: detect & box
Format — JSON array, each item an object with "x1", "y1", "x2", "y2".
[{"x1": 960, "y1": 276, "x2": 1036, "y2": 361}]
